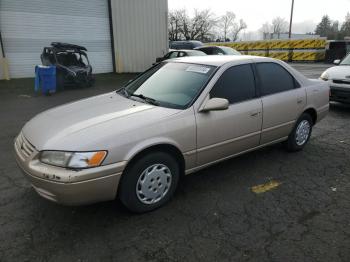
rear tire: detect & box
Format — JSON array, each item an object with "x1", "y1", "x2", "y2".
[
  {"x1": 118, "y1": 152, "x2": 180, "y2": 213},
  {"x1": 285, "y1": 113, "x2": 313, "y2": 152}
]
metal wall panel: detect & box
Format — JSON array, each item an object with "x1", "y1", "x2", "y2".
[
  {"x1": 111, "y1": 0, "x2": 168, "y2": 73},
  {"x1": 0, "y1": 0, "x2": 113, "y2": 78},
  {"x1": 0, "y1": 40, "x2": 4, "y2": 79}
]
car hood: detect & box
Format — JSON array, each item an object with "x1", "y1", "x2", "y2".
[
  {"x1": 22, "y1": 92, "x2": 181, "y2": 151},
  {"x1": 324, "y1": 65, "x2": 350, "y2": 79}
]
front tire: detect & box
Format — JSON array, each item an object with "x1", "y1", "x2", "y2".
[
  {"x1": 56, "y1": 71, "x2": 65, "y2": 90},
  {"x1": 285, "y1": 113, "x2": 313, "y2": 152},
  {"x1": 118, "y1": 152, "x2": 180, "y2": 213}
]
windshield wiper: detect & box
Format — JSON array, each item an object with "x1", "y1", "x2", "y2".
[
  {"x1": 129, "y1": 93, "x2": 159, "y2": 106},
  {"x1": 117, "y1": 87, "x2": 159, "y2": 106}
]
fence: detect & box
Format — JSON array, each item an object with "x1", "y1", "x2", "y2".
[{"x1": 210, "y1": 38, "x2": 327, "y2": 62}]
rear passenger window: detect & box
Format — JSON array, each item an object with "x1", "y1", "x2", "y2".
[
  {"x1": 256, "y1": 62, "x2": 296, "y2": 96},
  {"x1": 210, "y1": 64, "x2": 256, "y2": 104}
]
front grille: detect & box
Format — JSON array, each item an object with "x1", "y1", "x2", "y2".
[
  {"x1": 15, "y1": 133, "x2": 35, "y2": 160},
  {"x1": 330, "y1": 89, "x2": 350, "y2": 101},
  {"x1": 333, "y1": 79, "x2": 350, "y2": 85}
]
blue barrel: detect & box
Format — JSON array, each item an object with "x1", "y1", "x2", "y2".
[{"x1": 35, "y1": 65, "x2": 56, "y2": 94}]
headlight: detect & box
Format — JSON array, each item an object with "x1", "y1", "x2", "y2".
[
  {"x1": 320, "y1": 72, "x2": 329, "y2": 81},
  {"x1": 40, "y1": 151, "x2": 107, "y2": 169}
]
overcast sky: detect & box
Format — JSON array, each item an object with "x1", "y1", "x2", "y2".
[{"x1": 169, "y1": 0, "x2": 350, "y2": 38}]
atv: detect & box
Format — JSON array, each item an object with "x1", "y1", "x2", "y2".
[{"x1": 41, "y1": 42, "x2": 94, "y2": 89}]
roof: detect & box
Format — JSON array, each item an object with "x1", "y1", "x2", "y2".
[
  {"x1": 170, "y1": 40, "x2": 203, "y2": 44},
  {"x1": 174, "y1": 49, "x2": 206, "y2": 54},
  {"x1": 171, "y1": 55, "x2": 273, "y2": 66},
  {"x1": 194, "y1": 45, "x2": 218, "y2": 49},
  {"x1": 51, "y1": 42, "x2": 87, "y2": 51}
]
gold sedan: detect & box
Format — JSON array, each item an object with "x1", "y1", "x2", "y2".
[{"x1": 15, "y1": 56, "x2": 329, "y2": 213}]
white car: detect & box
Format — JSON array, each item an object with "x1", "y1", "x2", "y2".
[{"x1": 320, "y1": 53, "x2": 350, "y2": 103}]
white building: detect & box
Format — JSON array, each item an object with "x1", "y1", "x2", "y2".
[{"x1": 0, "y1": 0, "x2": 168, "y2": 79}]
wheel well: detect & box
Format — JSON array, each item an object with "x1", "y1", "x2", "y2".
[
  {"x1": 303, "y1": 108, "x2": 317, "y2": 125},
  {"x1": 124, "y1": 144, "x2": 186, "y2": 176}
]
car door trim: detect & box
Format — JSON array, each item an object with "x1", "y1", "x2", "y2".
[
  {"x1": 185, "y1": 136, "x2": 288, "y2": 175},
  {"x1": 261, "y1": 120, "x2": 296, "y2": 133},
  {"x1": 196, "y1": 130, "x2": 261, "y2": 153}
]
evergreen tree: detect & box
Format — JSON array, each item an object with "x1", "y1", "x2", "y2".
[
  {"x1": 340, "y1": 13, "x2": 350, "y2": 38},
  {"x1": 315, "y1": 15, "x2": 341, "y2": 40},
  {"x1": 315, "y1": 15, "x2": 332, "y2": 37}
]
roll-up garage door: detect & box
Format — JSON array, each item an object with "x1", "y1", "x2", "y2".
[{"x1": 0, "y1": 0, "x2": 113, "y2": 78}]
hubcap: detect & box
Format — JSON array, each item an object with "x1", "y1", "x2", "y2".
[
  {"x1": 295, "y1": 120, "x2": 311, "y2": 146},
  {"x1": 136, "y1": 164, "x2": 172, "y2": 205}
]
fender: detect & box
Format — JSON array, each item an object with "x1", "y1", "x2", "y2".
[{"x1": 124, "y1": 136, "x2": 183, "y2": 162}]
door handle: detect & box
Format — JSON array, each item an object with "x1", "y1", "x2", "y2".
[
  {"x1": 297, "y1": 98, "x2": 303, "y2": 104},
  {"x1": 250, "y1": 110, "x2": 260, "y2": 117}
]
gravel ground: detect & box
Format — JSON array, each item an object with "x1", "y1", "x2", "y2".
[{"x1": 0, "y1": 63, "x2": 349, "y2": 262}]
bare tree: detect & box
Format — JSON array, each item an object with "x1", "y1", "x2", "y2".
[
  {"x1": 170, "y1": 9, "x2": 216, "y2": 41},
  {"x1": 188, "y1": 9, "x2": 205, "y2": 40},
  {"x1": 168, "y1": 8, "x2": 226, "y2": 42},
  {"x1": 260, "y1": 22, "x2": 272, "y2": 39},
  {"x1": 220, "y1": 12, "x2": 235, "y2": 41},
  {"x1": 168, "y1": 10, "x2": 183, "y2": 41},
  {"x1": 192, "y1": 9, "x2": 217, "y2": 41},
  {"x1": 177, "y1": 10, "x2": 191, "y2": 40},
  {"x1": 272, "y1": 17, "x2": 288, "y2": 38},
  {"x1": 232, "y1": 19, "x2": 247, "y2": 41}
]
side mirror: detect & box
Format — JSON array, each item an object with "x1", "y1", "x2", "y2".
[
  {"x1": 333, "y1": 59, "x2": 341, "y2": 65},
  {"x1": 200, "y1": 98, "x2": 229, "y2": 112}
]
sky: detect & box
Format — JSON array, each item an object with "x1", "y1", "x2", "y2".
[{"x1": 169, "y1": 0, "x2": 350, "y2": 39}]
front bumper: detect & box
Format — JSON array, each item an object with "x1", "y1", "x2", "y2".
[
  {"x1": 330, "y1": 82, "x2": 350, "y2": 103},
  {"x1": 14, "y1": 133, "x2": 126, "y2": 205}
]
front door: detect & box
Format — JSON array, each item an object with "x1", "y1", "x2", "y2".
[{"x1": 195, "y1": 64, "x2": 263, "y2": 167}]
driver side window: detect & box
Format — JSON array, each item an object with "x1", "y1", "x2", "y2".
[{"x1": 210, "y1": 64, "x2": 256, "y2": 104}]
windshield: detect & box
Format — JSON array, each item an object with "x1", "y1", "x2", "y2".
[
  {"x1": 123, "y1": 62, "x2": 217, "y2": 109},
  {"x1": 56, "y1": 51, "x2": 88, "y2": 67},
  {"x1": 220, "y1": 46, "x2": 241, "y2": 55},
  {"x1": 340, "y1": 53, "x2": 350, "y2": 65},
  {"x1": 187, "y1": 50, "x2": 207, "y2": 56}
]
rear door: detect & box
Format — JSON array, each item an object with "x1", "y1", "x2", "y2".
[{"x1": 255, "y1": 62, "x2": 306, "y2": 144}]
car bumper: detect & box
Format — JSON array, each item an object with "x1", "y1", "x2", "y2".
[
  {"x1": 330, "y1": 84, "x2": 350, "y2": 103},
  {"x1": 14, "y1": 133, "x2": 126, "y2": 206}
]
